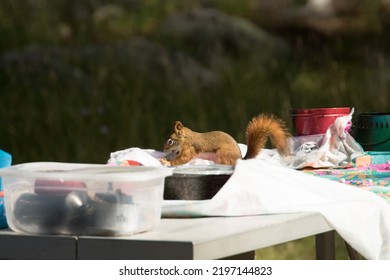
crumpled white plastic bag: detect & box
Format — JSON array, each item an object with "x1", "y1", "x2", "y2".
[
  {"x1": 107, "y1": 147, "x2": 222, "y2": 167},
  {"x1": 284, "y1": 108, "x2": 364, "y2": 169},
  {"x1": 107, "y1": 147, "x2": 163, "y2": 166}
]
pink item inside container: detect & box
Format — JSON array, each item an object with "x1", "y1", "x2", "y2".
[{"x1": 290, "y1": 107, "x2": 351, "y2": 136}]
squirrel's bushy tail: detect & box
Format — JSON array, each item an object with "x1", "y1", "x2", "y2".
[{"x1": 243, "y1": 114, "x2": 291, "y2": 159}]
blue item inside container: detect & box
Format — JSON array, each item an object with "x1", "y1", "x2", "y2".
[{"x1": 0, "y1": 196, "x2": 6, "y2": 228}]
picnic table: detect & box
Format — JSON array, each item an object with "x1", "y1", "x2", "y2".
[{"x1": 0, "y1": 212, "x2": 335, "y2": 260}]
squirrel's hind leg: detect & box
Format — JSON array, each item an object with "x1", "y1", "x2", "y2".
[{"x1": 215, "y1": 148, "x2": 241, "y2": 166}]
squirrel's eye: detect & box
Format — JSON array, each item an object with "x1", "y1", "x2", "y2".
[{"x1": 167, "y1": 139, "x2": 174, "y2": 145}]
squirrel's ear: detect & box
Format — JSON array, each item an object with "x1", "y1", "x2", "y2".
[{"x1": 174, "y1": 121, "x2": 184, "y2": 135}]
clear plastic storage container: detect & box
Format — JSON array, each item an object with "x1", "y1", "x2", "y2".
[{"x1": 0, "y1": 162, "x2": 172, "y2": 236}]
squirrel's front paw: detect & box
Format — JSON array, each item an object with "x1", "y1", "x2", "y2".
[{"x1": 160, "y1": 158, "x2": 171, "y2": 166}]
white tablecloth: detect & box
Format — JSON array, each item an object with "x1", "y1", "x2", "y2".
[{"x1": 162, "y1": 159, "x2": 390, "y2": 260}]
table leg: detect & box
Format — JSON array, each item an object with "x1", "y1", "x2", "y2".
[
  {"x1": 315, "y1": 231, "x2": 335, "y2": 260},
  {"x1": 345, "y1": 242, "x2": 361, "y2": 260}
]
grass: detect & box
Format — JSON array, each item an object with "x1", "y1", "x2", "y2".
[
  {"x1": 0, "y1": 0, "x2": 388, "y2": 259},
  {"x1": 256, "y1": 233, "x2": 351, "y2": 260}
]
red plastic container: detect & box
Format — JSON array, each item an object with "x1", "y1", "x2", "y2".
[{"x1": 290, "y1": 107, "x2": 351, "y2": 136}]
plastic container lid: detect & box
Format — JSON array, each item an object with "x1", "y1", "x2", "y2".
[
  {"x1": 0, "y1": 162, "x2": 173, "y2": 183},
  {"x1": 290, "y1": 107, "x2": 351, "y2": 116}
]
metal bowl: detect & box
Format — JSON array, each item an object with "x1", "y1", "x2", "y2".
[{"x1": 163, "y1": 165, "x2": 234, "y2": 200}]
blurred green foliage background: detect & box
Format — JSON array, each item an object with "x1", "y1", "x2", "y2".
[
  {"x1": 1, "y1": 0, "x2": 389, "y2": 164},
  {"x1": 0, "y1": 0, "x2": 387, "y2": 259}
]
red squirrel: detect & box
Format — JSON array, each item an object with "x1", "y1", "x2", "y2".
[{"x1": 160, "y1": 113, "x2": 291, "y2": 166}]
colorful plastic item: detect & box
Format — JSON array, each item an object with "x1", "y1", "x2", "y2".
[
  {"x1": 290, "y1": 107, "x2": 351, "y2": 136},
  {"x1": 0, "y1": 150, "x2": 11, "y2": 229},
  {"x1": 0, "y1": 149, "x2": 12, "y2": 191},
  {"x1": 0, "y1": 191, "x2": 6, "y2": 228},
  {"x1": 366, "y1": 151, "x2": 390, "y2": 164},
  {"x1": 354, "y1": 113, "x2": 390, "y2": 151}
]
